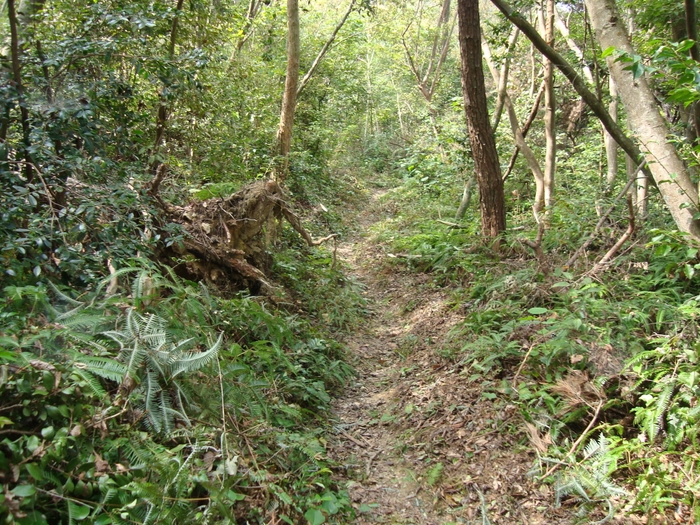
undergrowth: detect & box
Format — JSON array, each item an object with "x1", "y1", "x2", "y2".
[
  {"x1": 364, "y1": 166, "x2": 700, "y2": 522},
  {"x1": 0, "y1": 261, "x2": 360, "y2": 524}
]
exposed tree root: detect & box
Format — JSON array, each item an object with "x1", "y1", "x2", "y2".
[{"x1": 154, "y1": 177, "x2": 333, "y2": 294}]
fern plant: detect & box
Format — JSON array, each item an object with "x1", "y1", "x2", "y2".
[
  {"x1": 546, "y1": 434, "x2": 626, "y2": 522},
  {"x1": 88, "y1": 308, "x2": 223, "y2": 433},
  {"x1": 54, "y1": 268, "x2": 224, "y2": 433}
]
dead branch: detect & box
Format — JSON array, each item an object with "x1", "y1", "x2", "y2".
[
  {"x1": 587, "y1": 194, "x2": 636, "y2": 277},
  {"x1": 565, "y1": 163, "x2": 642, "y2": 268},
  {"x1": 520, "y1": 221, "x2": 548, "y2": 274}
]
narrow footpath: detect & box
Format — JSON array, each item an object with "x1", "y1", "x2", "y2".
[{"x1": 328, "y1": 189, "x2": 573, "y2": 525}]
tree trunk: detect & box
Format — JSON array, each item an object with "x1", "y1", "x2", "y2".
[
  {"x1": 7, "y1": 0, "x2": 33, "y2": 181},
  {"x1": 684, "y1": 0, "x2": 700, "y2": 142},
  {"x1": 585, "y1": 0, "x2": 700, "y2": 238},
  {"x1": 542, "y1": 0, "x2": 556, "y2": 213},
  {"x1": 483, "y1": 37, "x2": 544, "y2": 221},
  {"x1": 457, "y1": 0, "x2": 506, "y2": 238},
  {"x1": 152, "y1": 0, "x2": 185, "y2": 174},
  {"x1": 274, "y1": 0, "x2": 300, "y2": 182},
  {"x1": 604, "y1": 76, "x2": 618, "y2": 193}
]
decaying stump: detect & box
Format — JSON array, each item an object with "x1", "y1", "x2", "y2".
[{"x1": 152, "y1": 177, "x2": 334, "y2": 294}]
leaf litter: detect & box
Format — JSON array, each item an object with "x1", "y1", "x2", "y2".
[{"x1": 327, "y1": 190, "x2": 643, "y2": 525}]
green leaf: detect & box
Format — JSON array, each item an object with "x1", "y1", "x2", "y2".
[
  {"x1": 305, "y1": 508, "x2": 325, "y2": 525},
  {"x1": 12, "y1": 484, "x2": 37, "y2": 497},
  {"x1": 601, "y1": 46, "x2": 616, "y2": 58},
  {"x1": 677, "y1": 39, "x2": 696, "y2": 53},
  {"x1": 528, "y1": 307, "x2": 548, "y2": 315},
  {"x1": 630, "y1": 62, "x2": 644, "y2": 80},
  {"x1": 25, "y1": 463, "x2": 44, "y2": 481},
  {"x1": 68, "y1": 500, "x2": 91, "y2": 521},
  {"x1": 17, "y1": 511, "x2": 49, "y2": 525},
  {"x1": 0, "y1": 416, "x2": 13, "y2": 428}
]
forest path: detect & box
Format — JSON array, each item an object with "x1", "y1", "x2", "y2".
[{"x1": 328, "y1": 187, "x2": 571, "y2": 525}]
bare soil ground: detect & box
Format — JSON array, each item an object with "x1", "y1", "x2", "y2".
[{"x1": 328, "y1": 190, "x2": 581, "y2": 525}]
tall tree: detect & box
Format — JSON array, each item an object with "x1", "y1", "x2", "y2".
[
  {"x1": 585, "y1": 0, "x2": 700, "y2": 238},
  {"x1": 275, "y1": 0, "x2": 300, "y2": 181},
  {"x1": 456, "y1": 0, "x2": 506, "y2": 238},
  {"x1": 490, "y1": 0, "x2": 700, "y2": 238}
]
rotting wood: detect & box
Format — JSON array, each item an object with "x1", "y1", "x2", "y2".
[{"x1": 150, "y1": 176, "x2": 335, "y2": 295}]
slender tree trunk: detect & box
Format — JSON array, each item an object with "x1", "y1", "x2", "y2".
[
  {"x1": 604, "y1": 76, "x2": 618, "y2": 193},
  {"x1": 585, "y1": 0, "x2": 700, "y2": 238},
  {"x1": 457, "y1": 0, "x2": 506, "y2": 238},
  {"x1": 274, "y1": 0, "x2": 300, "y2": 182},
  {"x1": 554, "y1": 6, "x2": 594, "y2": 85},
  {"x1": 542, "y1": 0, "x2": 556, "y2": 212},
  {"x1": 152, "y1": 0, "x2": 185, "y2": 174},
  {"x1": 685, "y1": 0, "x2": 700, "y2": 142},
  {"x1": 402, "y1": 0, "x2": 456, "y2": 140},
  {"x1": 491, "y1": 27, "x2": 519, "y2": 131},
  {"x1": 297, "y1": 0, "x2": 356, "y2": 97},
  {"x1": 7, "y1": 0, "x2": 33, "y2": 181},
  {"x1": 483, "y1": 38, "x2": 545, "y2": 221},
  {"x1": 456, "y1": 175, "x2": 477, "y2": 220}
]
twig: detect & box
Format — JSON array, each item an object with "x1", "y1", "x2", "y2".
[
  {"x1": 512, "y1": 344, "x2": 535, "y2": 388},
  {"x1": 539, "y1": 399, "x2": 604, "y2": 480},
  {"x1": 365, "y1": 449, "x2": 381, "y2": 478},
  {"x1": 338, "y1": 428, "x2": 368, "y2": 448},
  {"x1": 565, "y1": 163, "x2": 643, "y2": 268},
  {"x1": 437, "y1": 219, "x2": 470, "y2": 229},
  {"x1": 587, "y1": 194, "x2": 635, "y2": 276}
]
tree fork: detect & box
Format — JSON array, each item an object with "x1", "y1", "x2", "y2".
[{"x1": 489, "y1": 0, "x2": 644, "y2": 169}]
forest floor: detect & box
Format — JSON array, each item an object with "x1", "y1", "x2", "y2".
[{"x1": 327, "y1": 188, "x2": 633, "y2": 525}]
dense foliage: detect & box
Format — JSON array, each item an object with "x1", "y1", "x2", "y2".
[{"x1": 2, "y1": 0, "x2": 700, "y2": 522}]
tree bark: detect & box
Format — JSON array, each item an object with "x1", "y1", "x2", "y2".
[
  {"x1": 604, "y1": 76, "x2": 618, "y2": 193},
  {"x1": 684, "y1": 0, "x2": 700, "y2": 142},
  {"x1": 7, "y1": 0, "x2": 33, "y2": 181},
  {"x1": 457, "y1": 0, "x2": 506, "y2": 238},
  {"x1": 542, "y1": 0, "x2": 556, "y2": 213},
  {"x1": 274, "y1": 0, "x2": 300, "y2": 182},
  {"x1": 585, "y1": 0, "x2": 700, "y2": 238}
]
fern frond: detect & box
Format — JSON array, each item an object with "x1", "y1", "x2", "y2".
[
  {"x1": 74, "y1": 355, "x2": 127, "y2": 383},
  {"x1": 122, "y1": 339, "x2": 147, "y2": 378},
  {"x1": 73, "y1": 368, "x2": 107, "y2": 398},
  {"x1": 93, "y1": 266, "x2": 142, "y2": 297},
  {"x1": 170, "y1": 333, "x2": 223, "y2": 378},
  {"x1": 158, "y1": 390, "x2": 174, "y2": 434},
  {"x1": 47, "y1": 281, "x2": 83, "y2": 306},
  {"x1": 102, "y1": 330, "x2": 128, "y2": 350},
  {"x1": 144, "y1": 371, "x2": 164, "y2": 433}
]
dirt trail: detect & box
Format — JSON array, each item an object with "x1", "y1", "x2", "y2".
[{"x1": 329, "y1": 190, "x2": 574, "y2": 525}]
